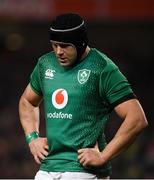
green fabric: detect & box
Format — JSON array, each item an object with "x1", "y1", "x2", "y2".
[
  {"x1": 25, "y1": 131, "x2": 39, "y2": 144},
  {"x1": 29, "y1": 48, "x2": 134, "y2": 176}
]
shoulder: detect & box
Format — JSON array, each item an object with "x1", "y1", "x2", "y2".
[
  {"x1": 90, "y1": 48, "x2": 118, "y2": 72},
  {"x1": 37, "y1": 51, "x2": 55, "y2": 64}
]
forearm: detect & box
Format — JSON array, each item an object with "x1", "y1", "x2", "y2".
[
  {"x1": 100, "y1": 130, "x2": 137, "y2": 163},
  {"x1": 100, "y1": 99, "x2": 148, "y2": 163},
  {"x1": 101, "y1": 115, "x2": 147, "y2": 163},
  {"x1": 19, "y1": 96, "x2": 40, "y2": 135}
]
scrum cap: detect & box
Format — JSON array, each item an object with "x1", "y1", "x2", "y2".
[{"x1": 50, "y1": 13, "x2": 88, "y2": 60}]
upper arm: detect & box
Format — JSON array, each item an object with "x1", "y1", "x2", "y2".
[
  {"x1": 114, "y1": 99, "x2": 148, "y2": 128},
  {"x1": 20, "y1": 84, "x2": 43, "y2": 107},
  {"x1": 100, "y1": 62, "x2": 135, "y2": 108}
]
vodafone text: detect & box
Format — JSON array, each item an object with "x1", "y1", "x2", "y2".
[{"x1": 47, "y1": 112, "x2": 72, "y2": 120}]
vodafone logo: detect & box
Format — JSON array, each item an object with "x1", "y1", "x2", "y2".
[{"x1": 52, "y1": 89, "x2": 68, "y2": 109}]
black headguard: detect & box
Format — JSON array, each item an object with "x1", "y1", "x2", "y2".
[{"x1": 50, "y1": 13, "x2": 88, "y2": 61}]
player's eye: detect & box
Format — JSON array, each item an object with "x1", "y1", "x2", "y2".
[
  {"x1": 52, "y1": 42, "x2": 70, "y2": 49},
  {"x1": 59, "y1": 44, "x2": 69, "y2": 48},
  {"x1": 52, "y1": 43, "x2": 58, "y2": 48}
]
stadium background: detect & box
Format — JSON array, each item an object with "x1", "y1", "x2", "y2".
[{"x1": 0, "y1": 0, "x2": 154, "y2": 178}]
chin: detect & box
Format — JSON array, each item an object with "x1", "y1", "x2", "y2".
[
  {"x1": 59, "y1": 62, "x2": 71, "y2": 67},
  {"x1": 59, "y1": 60, "x2": 73, "y2": 66}
]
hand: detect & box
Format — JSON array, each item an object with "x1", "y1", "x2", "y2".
[
  {"x1": 78, "y1": 143, "x2": 105, "y2": 168},
  {"x1": 29, "y1": 137, "x2": 48, "y2": 164}
]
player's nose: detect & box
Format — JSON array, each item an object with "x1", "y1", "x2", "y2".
[{"x1": 56, "y1": 46, "x2": 64, "y2": 55}]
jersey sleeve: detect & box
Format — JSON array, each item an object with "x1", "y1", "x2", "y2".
[
  {"x1": 30, "y1": 62, "x2": 43, "y2": 95},
  {"x1": 100, "y1": 62, "x2": 136, "y2": 109}
]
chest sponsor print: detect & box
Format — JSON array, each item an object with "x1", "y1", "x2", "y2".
[{"x1": 52, "y1": 89, "x2": 68, "y2": 109}]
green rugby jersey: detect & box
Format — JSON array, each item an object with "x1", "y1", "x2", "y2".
[{"x1": 30, "y1": 48, "x2": 135, "y2": 176}]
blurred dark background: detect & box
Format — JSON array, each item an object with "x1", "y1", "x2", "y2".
[{"x1": 0, "y1": 0, "x2": 154, "y2": 178}]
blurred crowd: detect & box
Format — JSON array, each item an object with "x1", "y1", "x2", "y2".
[{"x1": 0, "y1": 20, "x2": 154, "y2": 179}]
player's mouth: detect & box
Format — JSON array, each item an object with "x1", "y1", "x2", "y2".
[{"x1": 58, "y1": 57, "x2": 67, "y2": 63}]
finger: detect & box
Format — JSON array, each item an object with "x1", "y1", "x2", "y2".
[
  {"x1": 82, "y1": 161, "x2": 89, "y2": 167},
  {"x1": 78, "y1": 149, "x2": 86, "y2": 154},
  {"x1": 78, "y1": 154, "x2": 84, "y2": 160},
  {"x1": 44, "y1": 145, "x2": 49, "y2": 150},
  {"x1": 34, "y1": 155, "x2": 41, "y2": 164},
  {"x1": 41, "y1": 149, "x2": 48, "y2": 156},
  {"x1": 94, "y1": 142, "x2": 99, "y2": 151},
  {"x1": 79, "y1": 157, "x2": 86, "y2": 165},
  {"x1": 44, "y1": 138, "x2": 49, "y2": 145},
  {"x1": 38, "y1": 152, "x2": 46, "y2": 160},
  {"x1": 81, "y1": 159, "x2": 91, "y2": 168}
]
